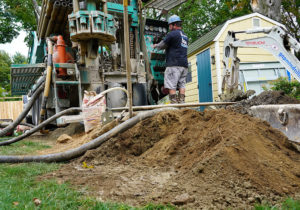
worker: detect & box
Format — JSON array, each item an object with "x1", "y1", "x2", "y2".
[{"x1": 153, "y1": 15, "x2": 188, "y2": 104}]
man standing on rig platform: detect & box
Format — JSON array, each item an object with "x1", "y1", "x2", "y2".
[{"x1": 154, "y1": 15, "x2": 189, "y2": 104}]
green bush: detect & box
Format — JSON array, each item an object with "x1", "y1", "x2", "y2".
[{"x1": 269, "y1": 77, "x2": 300, "y2": 100}]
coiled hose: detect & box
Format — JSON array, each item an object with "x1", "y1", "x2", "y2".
[
  {"x1": 0, "y1": 84, "x2": 45, "y2": 137},
  {"x1": 0, "y1": 108, "x2": 175, "y2": 163}
]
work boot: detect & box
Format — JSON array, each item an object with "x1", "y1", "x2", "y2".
[
  {"x1": 169, "y1": 94, "x2": 177, "y2": 104},
  {"x1": 178, "y1": 93, "x2": 185, "y2": 104}
]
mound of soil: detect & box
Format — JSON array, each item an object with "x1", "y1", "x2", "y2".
[
  {"x1": 228, "y1": 90, "x2": 300, "y2": 114},
  {"x1": 40, "y1": 109, "x2": 300, "y2": 209},
  {"x1": 47, "y1": 123, "x2": 84, "y2": 140}
]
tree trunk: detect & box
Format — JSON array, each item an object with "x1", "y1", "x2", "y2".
[
  {"x1": 251, "y1": 0, "x2": 282, "y2": 22},
  {"x1": 32, "y1": 0, "x2": 41, "y2": 23}
]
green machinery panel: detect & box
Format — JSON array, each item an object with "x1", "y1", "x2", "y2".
[{"x1": 144, "y1": 19, "x2": 168, "y2": 84}]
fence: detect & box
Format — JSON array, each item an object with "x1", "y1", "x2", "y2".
[{"x1": 0, "y1": 100, "x2": 23, "y2": 121}]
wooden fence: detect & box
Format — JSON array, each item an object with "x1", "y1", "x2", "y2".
[{"x1": 0, "y1": 101, "x2": 23, "y2": 120}]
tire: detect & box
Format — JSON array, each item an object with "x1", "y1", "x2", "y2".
[
  {"x1": 32, "y1": 93, "x2": 42, "y2": 126},
  {"x1": 132, "y1": 83, "x2": 148, "y2": 106},
  {"x1": 106, "y1": 83, "x2": 127, "y2": 108}
]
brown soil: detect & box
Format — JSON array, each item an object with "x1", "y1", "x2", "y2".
[
  {"x1": 227, "y1": 90, "x2": 300, "y2": 114},
  {"x1": 39, "y1": 109, "x2": 300, "y2": 209}
]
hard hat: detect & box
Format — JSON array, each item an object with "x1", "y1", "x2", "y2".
[{"x1": 168, "y1": 15, "x2": 181, "y2": 25}]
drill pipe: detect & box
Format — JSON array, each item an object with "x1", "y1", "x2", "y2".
[
  {"x1": 37, "y1": 0, "x2": 47, "y2": 37},
  {"x1": 73, "y1": 0, "x2": 79, "y2": 13},
  {"x1": 60, "y1": 5, "x2": 73, "y2": 33},
  {"x1": 53, "y1": 2, "x2": 68, "y2": 34},
  {"x1": 40, "y1": 0, "x2": 56, "y2": 38},
  {"x1": 45, "y1": 1, "x2": 61, "y2": 37}
]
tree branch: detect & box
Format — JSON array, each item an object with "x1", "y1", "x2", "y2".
[{"x1": 32, "y1": 0, "x2": 41, "y2": 25}]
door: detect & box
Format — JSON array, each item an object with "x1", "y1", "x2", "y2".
[{"x1": 197, "y1": 49, "x2": 213, "y2": 110}]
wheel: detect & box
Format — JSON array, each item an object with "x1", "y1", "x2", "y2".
[
  {"x1": 106, "y1": 83, "x2": 127, "y2": 108},
  {"x1": 31, "y1": 93, "x2": 42, "y2": 126},
  {"x1": 132, "y1": 83, "x2": 148, "y2": 106}
]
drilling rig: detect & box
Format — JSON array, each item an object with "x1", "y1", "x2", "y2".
[{"x1": 10, "y1": 0, "x2": 186, "y2": 126}]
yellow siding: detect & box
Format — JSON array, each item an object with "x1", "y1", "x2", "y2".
[
  {"x1": 218, "y1": 17, "x2": 278, "y2": 64},
  {"x1": 187, "y1": 15, "x2": 281, "y2": 103},
  {"x1": 187, "y1": 47, "x2": 217, "y2": 103},
  {"x1": 186, "y1": 49, "x2": 200, "y2": 103}
]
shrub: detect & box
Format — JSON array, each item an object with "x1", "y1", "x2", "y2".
[{"x1": 269, "y1": 77, "x2": 300, "y2": 100}]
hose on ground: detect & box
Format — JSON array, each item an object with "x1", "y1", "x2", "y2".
[
  {"x1": 0, "y1": 108, "x2": 176, "y2": 163},
  {"x1": 0, "y1": 107, "x2": 82, "y2": 146},
  {"x1": 1, "y1": 87, "x2": 130, "y2": 145},
  {"x1": 0, "y1": 84, "x2": 45, "y2": 137}
]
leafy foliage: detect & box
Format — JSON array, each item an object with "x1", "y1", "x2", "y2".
[
  {"x1": 0, "y1": 50, "x2": 12, "y2": 94},
  {"x1": 0, "y1": 51, "x2": 27, "y2": 96},
  {"x1": 0, "y1": 0, "x2": 41, "y2": 44},
  {"x1": 0, "y1": 1, "x2": 20, "y2": 43},
  {"x1": 12, "y1": 52, "x2": 27, "y2": 64},
  {"x1": 281, "y1": 0, "x2": 300, "y2": 41},
  {"x1": 270, "y1": 77, "x2": 300, "y2": 100},
  {"x1": 170, "y1": 0, "x2": 252, "y2": 42}
]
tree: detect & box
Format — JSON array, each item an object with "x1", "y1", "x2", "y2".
[
  {"x1": 0, "y1": 0, "x2": 41, "y2": 44},
  {"x1": 172, "y1": 0, "x2": 252, "y2": 43},
  {"x1": 250, "y1": 0, "x2": 282, "y2": 22},
  {"x1": 281, "y1": 0, "x2": 300, "y2": 41},
  {"x1": 0, "y1": 50, "x2": 12, "y2": 93},
  {"x1": 250, "y1": 0, "x2": 300, "y2": 41},
  {"x1": 0, "y1": 1, "x2": 20, "y2": 43},
  {"x1": 12, "y1": 52, "x2": 27, "y2": 64}
]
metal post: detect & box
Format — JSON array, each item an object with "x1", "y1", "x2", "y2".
[
  {"x1": 123, "y1": 0, "x2": 133, "y2": 118},
  {"x1": 73, "y1": 0, "x2": 79, "y2": 13}
]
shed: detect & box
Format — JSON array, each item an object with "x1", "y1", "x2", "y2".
[{"x1": 186, "y1": 13, "x2": 286, "y2": 103}]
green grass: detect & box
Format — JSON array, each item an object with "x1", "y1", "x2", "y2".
[
  {"x1": 0, "y1": 162, "x2": 176, "y2": 209},
  {"x1": 255, "y1": 198, "x2": 300, "y2": 210},
  {"x1": 0, "y1": 141, "x2": 176, "y2": 209},
  {"x1": 0, "y1": 141, "x2": 51, "y2": 155},
  {"x1": 0, "y1": 136, "x2": 13, "y2": 142}
]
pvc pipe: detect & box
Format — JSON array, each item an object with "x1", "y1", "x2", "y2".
[{"x1": 110, "y1": 102, "x2": 237, "y2": 111}]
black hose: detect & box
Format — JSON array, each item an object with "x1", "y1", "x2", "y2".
[
  {"x1": 0, "y1": 85, "x2": 45, "y2": 137},
  {"x1": 20, "y1": 123, "x2": 35, "y2": 128},
  {"x1": 0, "y1": 107, "x2": 82, "y2": 146},
  {"x1": 0, "y1": 108, "x2": 175, "y2": 163}
]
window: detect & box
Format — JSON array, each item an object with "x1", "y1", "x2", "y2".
[
  {"x1": 186, "y1": 62, "x2": 192, "y2": 83},
  {"x1": 253, "y1": 18, "x2": 260, "y2": 28}
]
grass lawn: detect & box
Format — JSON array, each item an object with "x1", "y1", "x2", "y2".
[
  {"x1": 0, "y1": 137, "x2": 298, "y2": 209},
  {"x1": 0, "y1": 139, "x2": 175, "y2": 210},
  {"x1": 255, "y1": 198, "x2": 300, "y2": 210}
]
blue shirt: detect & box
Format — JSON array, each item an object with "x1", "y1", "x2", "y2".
[{"x1": 163, "y1": 29, "x2": 188, "y2": 68}]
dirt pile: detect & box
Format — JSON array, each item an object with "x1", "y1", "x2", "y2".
[
  {"x1": 37, "y1": 120, "x2": 119, "y2": 155},
  {"x1": 47, "y1": 123, "x2": 84, "y2": 140},
  {"x1": 227, "y1": 90, "x2": 300, "y2": 114},
  {"x1": 41, "y1": 109, "x2": 300, "y2": 209}
]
